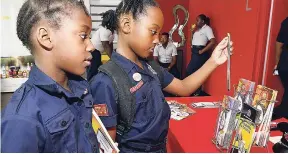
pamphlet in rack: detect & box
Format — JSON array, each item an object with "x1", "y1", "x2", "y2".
[
  {"x1": 214, "y1": 96, "x2": 241, "y2": 150},
  {"x1": 231, "y1": 118, "x2": 256, "y2": 153}
]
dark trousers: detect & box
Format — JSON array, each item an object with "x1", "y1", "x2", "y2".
[
  {"x1": 159, "y1": 62, "x2": 179, "y2": 97},
  {"x1": 186, "y1": 46, "x2": 210, "y2": 95},
  {"x1": 86, "y1": 49, "x2": 102, "y2": 81},
  {"x1": 119, "y1": 145, "x2": 166, "y2": 153},
  {"x1": 119, "y1": 141, "x2": 167, "y2": 153},
  {"x1": 158, "y1": 62, "x2": 180, "y2": 79},
  {"x1": 274, "y1": 70, "x2": 288, "y2": 118}
]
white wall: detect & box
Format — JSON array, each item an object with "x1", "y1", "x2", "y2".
[
  {"x1": 0, "y1": 0, "x2": 121, "y2": 58},
  {"x1": 1, "y1": 0, "x2": 30, "y2": 57}
]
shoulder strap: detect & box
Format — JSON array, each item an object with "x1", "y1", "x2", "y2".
[
  {"x1": 98, "y1": 60, "x2": 136, "y2": 136},
  {"x1": 147, "y1": 60, "x2": 165, "y2": 87}
]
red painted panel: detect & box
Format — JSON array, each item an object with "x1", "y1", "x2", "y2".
[{"x1": 157, "y1": 0, "x2": 286, "y2": 101}]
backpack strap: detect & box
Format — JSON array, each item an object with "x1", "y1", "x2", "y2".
[
  {"x1": 98, "y1": 60, "x2": 136, "y2": 136},
  {"x1": 94, "y1": 59, "x2": 165, "y2": 136}
]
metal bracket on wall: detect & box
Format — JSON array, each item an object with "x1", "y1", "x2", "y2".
[
  {"x1": 169, "y1": 5, "x2": 189, "y2": 48},
  {"x1": 246, "y1": 0, "x2": 252, "y2": 11}
]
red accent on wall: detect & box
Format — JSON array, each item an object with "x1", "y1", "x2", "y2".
[
  {"x1": 157, "y1": 0, "x2": 287, "y2": 101},
  {"x1": 264, "y1": 0, "x2": 288, "y2": 104}
]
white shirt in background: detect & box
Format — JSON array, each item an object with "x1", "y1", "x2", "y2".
[
  {"x1": 192, "y1": 24, "x2": 215, "y2": 46},
  {"x1": 153, "y1": 42, "x2": 177, "y2": 64},
  {"x1": 91, "y1": 26, "x2": 114, "y2": 53}
]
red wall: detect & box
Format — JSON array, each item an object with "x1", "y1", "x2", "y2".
[
  {"x1": 157, "y1": 0, "x2": 287, "y2": 101},
  {"x1": 187, "y1": 0, "x2": 273, "y2": 96},
  {"x1": 157, "y1": 0, "x2": 189, "y2": 76},
  {"x1": 264, "y1": 0, "x2": 288, "y2": 104}
]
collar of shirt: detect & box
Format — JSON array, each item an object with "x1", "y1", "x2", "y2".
[
  {"x1": 28, "y1": 66, "x2": 91, "y2": 106},
  {"x1": 197, "y1": 24, "x2": 207, "y2": 32},
  {"x1": 111, "y1": 52, "x2": 154, "y2": 78},
  {"x1": 158, "y1": 42, "x2": 174, "y2": 49}
]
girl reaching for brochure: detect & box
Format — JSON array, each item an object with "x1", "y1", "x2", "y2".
[{"x1": 90, "y1": 0, "x2": 234, "y2": 152}]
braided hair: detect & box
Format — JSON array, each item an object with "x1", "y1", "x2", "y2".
[
  {"x1": 101, "y1": 10, "x2": 117, "y2": 33},
  {"x1": 16, "y1": 0, "x2": 89, "y2": 52},
  {"x1": 115, "y1": 0, "x2": 159, "y2": 31}
]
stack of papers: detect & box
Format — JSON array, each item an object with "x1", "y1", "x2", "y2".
[
  {"x1": 167, "y1": 100, "x2": 196, "y2": 120},
  {"x1": 191, "y1": 102, "x2": 220, "y2": 108}
]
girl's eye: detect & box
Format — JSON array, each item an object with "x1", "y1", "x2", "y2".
[
  {"x1": 151, "y1": 30, "x2": 157, "y2": 35},
  {"x1": 80, "y1": 34, "x2": 89, "y2": 40}
]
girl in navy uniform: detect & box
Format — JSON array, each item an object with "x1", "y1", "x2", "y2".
[
  {"x1": 90, "y1": 0, "x2": 233, "y2": 152},
  {"x1": 1, "y1": 0, "x2": 99, "y2": 152}
]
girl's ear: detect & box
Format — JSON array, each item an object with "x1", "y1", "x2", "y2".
[
  {"x1": 36, "y1": 26, "x2": 53, "y2": 50},
  {"x1": 118, "y1": 14, "x2": 132, "y2": 34}
]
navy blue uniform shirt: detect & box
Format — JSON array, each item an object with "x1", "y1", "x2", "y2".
[
  {"x1": 277, "y1": 17, "x2": 288, "y2": 71},
  {"x1": 90, "y1": 52, "x2": 174, "y2": 152},
  {"x1": 1, "y1": 66, "x2": 99, "y2": 153}
]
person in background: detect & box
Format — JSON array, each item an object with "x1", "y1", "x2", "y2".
[
  {"x1": 1, "y1": 0, "x2": 99, "y2": 152},
  {"x1": 153, "y1": 32, "x2": 179, "y2": 78},
  {"x1": 187, "y1": 14, "x2": 216, "y2": 96},
  {"x1": 87, "y1": 10, "x2": 117, "y2": 81},
  {"x1": 273, "y1": 17, "x2": 288, "y2": 120}
]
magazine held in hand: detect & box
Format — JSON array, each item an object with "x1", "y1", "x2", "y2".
[{"x1": 92, "y1": 109, "x2": 120, "y2": 153}]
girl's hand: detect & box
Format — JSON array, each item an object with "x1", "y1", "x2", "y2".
[{"x1": 210, "y1": 37, "x2": 234, "y2": 65}]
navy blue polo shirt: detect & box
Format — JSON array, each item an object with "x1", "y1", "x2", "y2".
[
  {"x1": 277, "y1": 17, "x2": 288, "y2": 71},
  {"x1": 1, "y1": 66, "x2": 99, "y2": 153},
  {"x1": 90, "y1": 52, "x2": 174, "y2": 151}
]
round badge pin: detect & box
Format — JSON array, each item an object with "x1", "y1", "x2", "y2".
[{"x1": 132, "y1": 73, "x2": 142, "y2": 82}]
